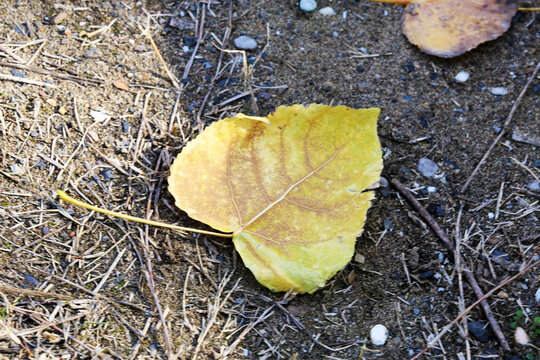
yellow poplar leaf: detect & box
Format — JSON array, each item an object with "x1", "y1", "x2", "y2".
[
  {"x1": 168, "y1": 104, "x2": 382, "y2": 293},
  {"x1": 401, "y1": 0, "x2": 518, "y2": 58}
]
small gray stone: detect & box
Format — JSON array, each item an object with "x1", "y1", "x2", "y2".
[
  {"x1": 233, "y1": 36, "x2": 257, "y2": 50},
  {"x1": 133, "y1": 44, "x2": 147, "y2": 52},
  {"x1": 11, "y1": 70, "x2": 26, "y2": 78},
  {"x1": 299, "y1": 0, "x2": 317, "y2": 12},
  {"x1": 417, "y1": 158, "x2": 439, "y2": 178},
  {"x1": 454, "y1": 71, "x2": 469, "y2": 82},
  {"x1": 318, "y1": 6, "x2": 335, "y2": 16},
  {"x1": 100, "y1": 168, "x2": 114, "y2": 180},
  {"x1": 24, "y1": 274, "x2": 39, "y2": 287},
  {"x1": 379, "y1": 177, "x2": 389, "y2": 187},
  {"x1": 528, "y1": 180, "x2": 540, "y2": 192},
  {"x1": 490, "y1": 87, "x2": 508, "y2": 96},
  {"x1": 468, "y1": 321, "x2": 491, "y2": 342}
]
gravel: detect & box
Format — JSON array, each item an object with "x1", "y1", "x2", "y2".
[
  {"x1": 490, "y1": 87, "x2": 508, "y2": 95},
  {"x1": 417, "y1": 157, "x2": 439, "y2": 178},
  {"x1": 318, "y1": 7, "x2": 335, "y2": 16},
  {"x1": 454, "y1": 71, "x2": 469, "y2": 82},
  {"x1": 233, "y1": 35, "x2": 258, "y2": 50},
  {"x1": 299, "y1": 0, "x2": 317, "y2": 12},
  {"x1": 370, "y1": 324, "x2": 388, "y2": 346},
  {"x1": 528, "y1": 180, "x2": 540, "y2": 192},
  {"x1": 468, "y1": 321, "x2": 491, "y2": 342},
  {"x1": 24, "y1": 274, "x2": 39, "y2": 287}
]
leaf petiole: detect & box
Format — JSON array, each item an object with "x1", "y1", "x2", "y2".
[{"x1": 57, "y1": 190, "x2": 234, "y2": 238}]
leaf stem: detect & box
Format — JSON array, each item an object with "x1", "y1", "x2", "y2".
[{"x1": 57, "y1": 190, "x2": 234, "y2": 238}]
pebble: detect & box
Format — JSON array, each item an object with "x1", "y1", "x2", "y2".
[
  {"x1": 527, "y1": 180, "x2": 539, "y2": 192},
  {"x1": 121, "y1": 120, "x2": 130, "y2": 133},
  {"x1": 85, "y1": 48, "x2": 97, "y2": 57},
  {"x1": 58, "y1": 106, "x2": 67, "y2": 115},
  {"x1": 36, "y1": 159, "x2": 46, "y2": 170},
  {"x1": 148, "y1": 343, "x2": 158, "y2": 357},
  {"x1": 490, "y1": 87, "x2": 508, "y2": 95},
  {"x1": 468, "y1": 321, "x2": 490, "y2": 342},
  {"x1": 318, "y1": 7, "x2": 335, "y2": 16},
  {"x1": 133, "y1": 44, "x2": 147, "y2": 52},
  {"x1": 535, "y1": 287, "x2": 540, "y2": 303},
  {"x1": 354, "y1": 253, "x2": 365, "y2": 264},
  {"x1": 418, "y1": 270, "x2": 434, "y2": 280},
  {"x1": 370, "y1": 324, "x2": 388, "y2": 346},
  {"x1": 11, "y1": 70, "x2": 26, "y2": 78},
  {"x1": 454, "y1": 71, "x2": 469, "y2": 82},
  {"x1": 100, "y1": 169, "x2": 114, "y2": 180},
  {"x1": 183, "y1": 36, "x2": 197, "y2": 47},
  {"x1": 24, "y1": 274, "x2": 39, "y2": 287},
  {"x1": 379, "y1": 177, "x2": 389, "y2": 187},
  {"x1": 514, "y1": 327, "x2": 529, "y2": 345},
  {"x1": 257, "y1": 92, "x2": 271, "y2": 101},
  {"x1": 417, "y1": 157, "x2": 439, "y2": 178},
  {"x1": 56, "y1": 25, "x2": 66, "y2": 35},
  {"x1": 233, "y1": 35, "x2": 257, "y2": 50},
  {"x1": 299, "y1": 0, "x2": 317, "y2": 12}
]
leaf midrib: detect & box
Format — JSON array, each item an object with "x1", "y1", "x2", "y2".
[{"x1": 233, "y1": 147, "x2": 341, "y2": 236}]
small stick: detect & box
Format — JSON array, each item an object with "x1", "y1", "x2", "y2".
[
  {"x1": 0, "y1": 61, "x2": 103, "y2": 85},
  {"x1": 139, "y1": 17, "x2": 179, "y2": 89},
  {"x1": 0, "y1": 284, "x2": 73, "y2": 300},
  {"x1": 461, "y1": 60, "x2": 540, "y2": 193},
  {"x1": 391, "y1": 178, "x2": 511, "y2": 351},
  {"x1": 0, "y1": 73, "x2": 57, "y2": 88},
  {"x1": 57, "y1": 190, "x2": 233, "y2": 238}
]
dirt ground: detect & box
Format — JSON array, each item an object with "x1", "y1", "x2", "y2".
[{"x1": 0, "y1": 0, "x2": 539, "y2": 359}]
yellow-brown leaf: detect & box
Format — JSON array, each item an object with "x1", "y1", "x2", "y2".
[
  {"x1": 401, "y1": 0, "x2": 518, "y2": 58},
  {"x1": 168, "y1": 104, "x2": 382, "y2": 293}
]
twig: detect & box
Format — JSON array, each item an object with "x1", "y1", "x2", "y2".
[
  {"x1": 0, "y1": 73, "x2": 57, "y2": 88},
  {"x1": 461, "y1": 60, "x2": 540, "y2": 193},
  {"x1": 139, "y1": 16, "x2": 179, "y2": 89},
  {"x1": 391, "y1": 178, "x2": 511, "y2": 351},
  {"x1": 0, "y1": 284, "x2": 73, "y2": 300}
]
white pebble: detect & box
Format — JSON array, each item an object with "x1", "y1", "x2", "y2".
[
  {"x1": 490, "y1": 87, "x2": 508, "y2": 95},
  {"x1": 342, "y1": 10, "x2": 348, "y2": 19},
  {"x1": 535, "y1": 287, "x2": 540, "y2": 303},
  {"x1": 488, "y1": 212, "x2": 495, "y2": 219},
  {"x1": 514, "y1": 327, "x2": 529, "y2": 345},
  {"x1": 182, "y1": 46, "x2": 190, "y2": 53},
  {"x1": 318, "y1": 7, "x2": 335, "y2": 16},
  {"x1": 233, "y1": 35, "x2": 258, "y2": 50},
  {"x1": 370, "y1": 324, "x2": 388, "y2": 346},
  {"x1": 427, "y1": 186, "x2": 436, "y2": 193},
  {"x1": 299, "y1": 0, "x2": 317, "y2": 12},
  {"x1": 454, "y1": 71, "x2": 469, "y2": 82}
]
